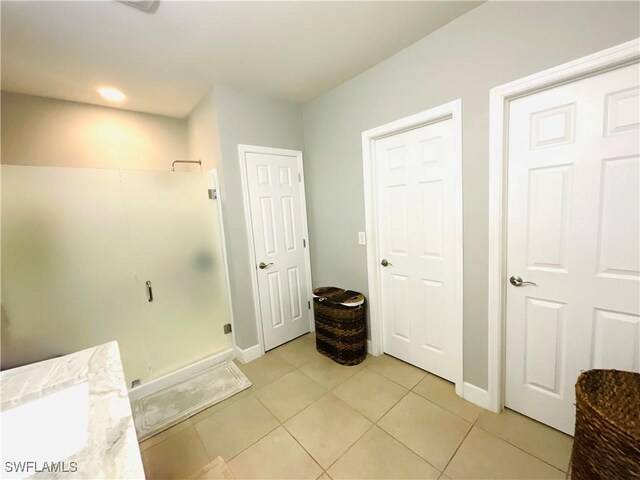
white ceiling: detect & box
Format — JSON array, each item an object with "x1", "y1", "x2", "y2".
[{"x1": 1, "y1": 1, "x2": 482, "y2": 118}]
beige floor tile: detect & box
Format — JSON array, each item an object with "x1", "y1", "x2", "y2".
[
  {"x1": 378, "y1": 392, "x2": 471, "y2": 471},
  {"x1": 139, "y1": 418, "x2": 192, "y2": 452},
  {"x1": 317, "y1": 473, "x2": 331, "y2": 479},
  {"x1": 475, "y1": 408, "x2": 573, "y2": 472},
  {"x1": 412, "y1": 375, "x2": 482, "y2": 423},
  {"x1": 191, "y1": 456, "x2": 235, "y2": 479},
  {"x1": 299, "y1": 356, "x2": 363, "y2": 389},
  {"x1": 234, "y1": 353, "x2": 295, "y2": 389},
  {"x1": 142, "y1": 425, "x2": 210, "y2": 480},
  {"x1": 332, "y1": 368, "x2": 408, "y2": 421},
  {"x1": 444, "y1": 427, "x2": 565, "y2": 479},
  {"x1": 194, "y1": 395, "x2": 279, "y2": 461},
  {"x1": 272, "y1": 335, "x2": 325, "y2": 367},
  {"x1": 438, "y1": 474, "x2": 451, "y2": 480},
  {"x1": 189, "y1": 387, "x2": 254, "y2": 425},
  {"x1": 284, "y1": 393, "x2": 372, "y2": 469},
  {"x1": 327, "y1": 426, "x2": 440, "y2": 479},
  {"x1": 256, "y1": 369, "x2": 327, "y2": 421},
  {"x1": 228, "y1": 426, "x2": 323, "y2": 479},
  {"x1": 366, "y1": 355, "x2": 426, "y2": 389}
]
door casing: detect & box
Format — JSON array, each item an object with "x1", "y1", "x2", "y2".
[
  {"x1": 487, "y1": 38, "x2": 640, "y2": 414},
  {"x1": 238, "y1": 144, "x2": 315, "y2": 357},
  {"x1": 362, "y1": 99, "x2": 464, "y2": 397}
]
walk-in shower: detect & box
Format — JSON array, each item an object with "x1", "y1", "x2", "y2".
[{"x1": 1, "y1": 165, "x2": 234, "y2": 387}]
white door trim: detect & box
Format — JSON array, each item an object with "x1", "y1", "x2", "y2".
[
  {"x1": 487, "y1": 38, "x2": 640, "y2": 413},
  {"x1": 362, "y1": 99, "x2": 464, "y2": 395},
  {"x1": 238, "y1": 144, "x2": 315, "y2": 356}
]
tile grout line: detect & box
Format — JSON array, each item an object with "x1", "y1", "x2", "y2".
[
  {"x1": 473, "y1": 424, "x2": 569, "y2": 474},
  {"x1": 321, "y1": 421, "x2": 378, "y2": 474},
  {"x1": 322, "y1": 385, "x2": 417, "y2": 474},
  {"x1": 281, "y1": 416, "x2": 335, "y2": 475},
  {"x1": 282, "y1": 356, "x2": 381, "y2": 474},
  {"x1": 438, "y1": 420, "x2": 475, "y2": 476},
  {"x1": 194, "y1": 351, "x2": 300, "y2": 471},
  {"x1": 372, "y1": 387, "x2": 469, "y2": 475},
  {"x1": 282, "y1": 361, "x2": 362, "y2": 475},
  {"x1": 221, "y1": 377, "x2": 290, "y2": 466},
  {"x1": 363, "y1": 363, "x2": 427, "y2": 391}
]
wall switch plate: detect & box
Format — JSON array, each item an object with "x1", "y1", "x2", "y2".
[{"x1": 358, "y1": 232, "x2": 366, "y2": 245}]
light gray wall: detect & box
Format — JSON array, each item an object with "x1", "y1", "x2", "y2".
[
  {"x1": 302, "y1": 1, "x2": 640, "y2": 389},
  {"x1": 213, "y1": 85, "x2": 305, "y2": 349},
  {"x1": 1, "y1": 92, "x2": 188, "y2": 169},
  {"x1": 188, "y1": 89, "x2": 222, "y2": 172}
]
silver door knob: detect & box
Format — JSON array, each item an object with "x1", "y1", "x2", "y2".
[
  {"x1": 259, "y1": 262, "x2": 273, "y2": 270},
  {"x1": 381, "y1": 259, "x2": 392, "y2": 267},
  {"x1": 509, "y1": 275, "x2": 537, "y2": 287}
]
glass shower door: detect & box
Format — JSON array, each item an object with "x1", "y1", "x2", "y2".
[
  {"x1": 120, "y1": 171, "x2": 232, "y2": 380},
  {"x1": 1, "y1": 166, "x2": 150, "y2": 383}
]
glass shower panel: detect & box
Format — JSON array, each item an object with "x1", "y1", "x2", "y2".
[
  {"x1": 120, "y1": 171, "x2": 232, "y2": 380},
  {"x1": 1, "y1": 166, "x2": 149, "y2": 383}
]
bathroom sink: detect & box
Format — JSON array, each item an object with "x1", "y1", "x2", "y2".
[{"x1": 1, "y1": 381, "x2": 90, "y2": 479}]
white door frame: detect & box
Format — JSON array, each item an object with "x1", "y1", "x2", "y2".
[
  {"x1": 238, "y1": 144, "x2": 315, "y2": 356},
  {"x1": 487, "y1": 38, "x2": 640, "y2": 413},
  {"x1": 362, "y1": 99, "x2": 464, "y2": 395}
]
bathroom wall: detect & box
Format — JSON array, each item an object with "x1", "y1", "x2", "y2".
[
  {"x1": 187, "y1": 85, "x2": 305, "y2": 349},
  {"x1": 302, "y1": 1, "x2": 640, "y2": 389},
  {"x1": 187, "y1": 89, "x2": 222, "y2": 172},
  {"x1": 1, "y1": 91, "x2": 188, "y2": 170}
]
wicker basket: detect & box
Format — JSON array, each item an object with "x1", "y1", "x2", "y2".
[
  {"x1": 313, "y1": 287, "x2": 366, "y2": 366},
  {"x1": 571, "y1": 369, "x2": 640, "y2": 479}
]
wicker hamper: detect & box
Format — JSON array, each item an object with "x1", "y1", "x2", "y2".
[
  {"x1": 313, "y1": 287, "x2": 366, "y2": 366},
  {"x1": 571, "y1": 369, "x2": 640, "y2": 480}
]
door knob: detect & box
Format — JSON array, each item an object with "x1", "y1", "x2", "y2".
[
  {"x1": 259, "y1": 262, "x2": 273, "y2": 270},
  {"x1": 381, "y1": 259, "x2": 392, "y2": 267},
  {"x1": 509, "y1": 275, "x2": 537, "y2": 287}
]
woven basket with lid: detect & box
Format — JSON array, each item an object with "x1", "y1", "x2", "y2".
[
  {"x1": 313, "y1": 287, "x2": 366, "y2": 366},
  {"x1": 571, "y1": 369, "x2": 640, "y2": 479}
]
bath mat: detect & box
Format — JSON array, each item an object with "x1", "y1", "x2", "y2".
[
  {"x1": 131, "y1": 360, "x2": 251, "y2": 441},
  {"x1": 191, "y1": 456, "x2": 235, "y2": 479}
]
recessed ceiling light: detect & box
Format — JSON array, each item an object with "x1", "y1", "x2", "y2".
[{"x1": 98, "y1": 87, "x2": 126, "y2": 102}]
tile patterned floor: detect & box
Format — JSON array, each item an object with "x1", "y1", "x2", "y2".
[{"x1": 140, "y1": 333, "x2": 572, "y2": 479}]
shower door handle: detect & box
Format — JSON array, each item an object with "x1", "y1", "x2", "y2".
[{"x1": 146, "y1": 281, "x2": 154, "y2": 302}]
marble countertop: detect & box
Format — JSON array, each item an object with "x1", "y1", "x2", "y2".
[{"x1": 1, "y1": 342, "x2": 145, "y2": 479}]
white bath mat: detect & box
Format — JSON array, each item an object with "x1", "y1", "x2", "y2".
[{"x1": 131, "y1": 360, "x2": 251, "y2": 441}]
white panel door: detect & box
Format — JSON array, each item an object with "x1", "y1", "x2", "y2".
[
  {"x1": 244, "y1": 150, "x2": 311, "y2": 350},
  {"x1": 505, "y1": 62, "x2": 640, "y2": 434},
  {"x1": 376, "y1": 118, "x2": 460, "y2": 382}
]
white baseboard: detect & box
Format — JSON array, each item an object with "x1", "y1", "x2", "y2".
[
  {"x1": 128, "y1": 347, "x2": 235, "y2": 401},
  {"x1": 366, "y1": 339, "x2": 373, "y2": 355},
  {"x1": 463, "y1": 382, "x2": 491, "y2": 410},
  {"x1": 234, "y1": 344, "x2": 263, "y2": 364}
]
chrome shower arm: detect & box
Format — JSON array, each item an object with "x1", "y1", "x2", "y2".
[{"x1": 171, "y1": 160, "x2": 202, "y2": 172}]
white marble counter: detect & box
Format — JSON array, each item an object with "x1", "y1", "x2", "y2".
[{"x1": 1, "y1": 342, "x2": 145, "y2": 479}]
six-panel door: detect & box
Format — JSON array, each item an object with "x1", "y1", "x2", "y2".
[
  {"x1": 375, "y1": 118, "x2": 460, "y2": 382},
  {"x1": 245, "y1": 151, "x2": 311, "y2": 350},
  {"x1": 505, "y1": 62, "x2": 640, "y2": 434}
]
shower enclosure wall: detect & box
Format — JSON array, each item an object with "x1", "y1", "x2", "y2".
[{"x1": 1, "y1": 165, "x2": 234, "y2": 386}]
